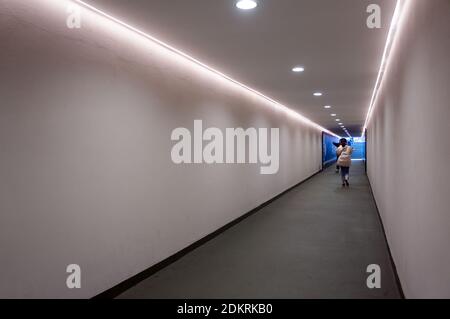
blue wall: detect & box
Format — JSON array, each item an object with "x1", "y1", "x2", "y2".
[
  {"x1": 323, "y1": 135, "x2": 366, "y2": 168},
  {"x1": 349, "y1": 137, "x2": 366, "y2": 160},
  {"x1": 322, "y1": 132, "x2": 340, "y2": 167}
]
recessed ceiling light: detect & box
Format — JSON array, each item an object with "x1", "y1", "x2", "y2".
[
  {"x1": 292, "y1": 66, "x2": 305, "y2": 73},
  {"x1": 331, "y1": 113, "x2": 336, "y2": 116},
  {"x1": 313, "y1": 92, "x2": 323, "y2": 97},
  {"x1": 324, "y1": 105, "x2": 331, "y2": 109},
  {"x1": 339, "y1": 123, "x2": 343, "y2": 125},
  {"x1": 336, "y1": 119, "x2": 340, "y2": 121},
  {"x1": 236, "y1": 0, "x2": 258, "y2": 10}
]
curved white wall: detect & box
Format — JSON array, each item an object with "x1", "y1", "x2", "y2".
[
  {"x1": 0, "y1": 0, "x2": 323, "y2": 298},
  {"x1": 367, "y1": 0, "x2": 450, "y2": 298}
]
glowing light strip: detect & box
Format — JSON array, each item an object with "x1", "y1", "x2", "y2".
[
  {"x1": 361, "y1": 0, "x2": 409, "y2": 137},
  {"x1": 72, "y1": 0, "x2": 340, "y2": 138}
]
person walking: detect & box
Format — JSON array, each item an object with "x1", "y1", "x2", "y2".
[{"x1": 336, "y1": 138, "x2": 353, "y2": 187}]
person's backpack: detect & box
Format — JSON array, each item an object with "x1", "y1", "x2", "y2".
[{"x1": 337, "y1": 147, "x2": 352, "y2": 167}]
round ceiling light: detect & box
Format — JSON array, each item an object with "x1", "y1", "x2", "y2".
[
  {"x1": 292, "y1": 66, "x2": 305, "y2": 73},
  {"x1": 236, "y1": 0, "x2": 258, "y2": 10},
  {"x1": 313, "y1": 92, "x2": 323, "y2": 97}
]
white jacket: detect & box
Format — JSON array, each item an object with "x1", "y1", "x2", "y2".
[{"x1": 337, "y1": 146, "x2": 353, "y2": 167}]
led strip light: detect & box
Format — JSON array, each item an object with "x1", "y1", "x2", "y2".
[
  {"x1": 72, "y1": 0, "x2": 340, "y2": 138},
  {"x1": 361, "y1": 0, "x2": 410, "y2": 137}
]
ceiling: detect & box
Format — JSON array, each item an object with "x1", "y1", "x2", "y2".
[{"x1": 87, "y1": 0, "x2": 396, "y2": 136}]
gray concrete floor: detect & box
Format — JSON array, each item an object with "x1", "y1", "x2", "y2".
[{"x1": 118, "y1": 161, "x2": 401, "y2": 299}]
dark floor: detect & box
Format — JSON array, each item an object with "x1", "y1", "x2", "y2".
[{"x1": 118, "y1": 161, "x2": 401, "y2": 299}]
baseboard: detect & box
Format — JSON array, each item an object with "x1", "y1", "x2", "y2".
[
  {"x1": 93, "y1": 169, "x2": 322, "y2": 299},
  {"x1": 366, "y1": 174, "x2": 406, "y2": 299}
]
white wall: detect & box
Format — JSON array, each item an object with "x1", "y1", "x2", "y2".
[
  {"x1": 0, "y1": 0, "x2": 323, "y2": 298},
  {"x1": 367, "y1": 0, "x2": 450, "y2": 298}
]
